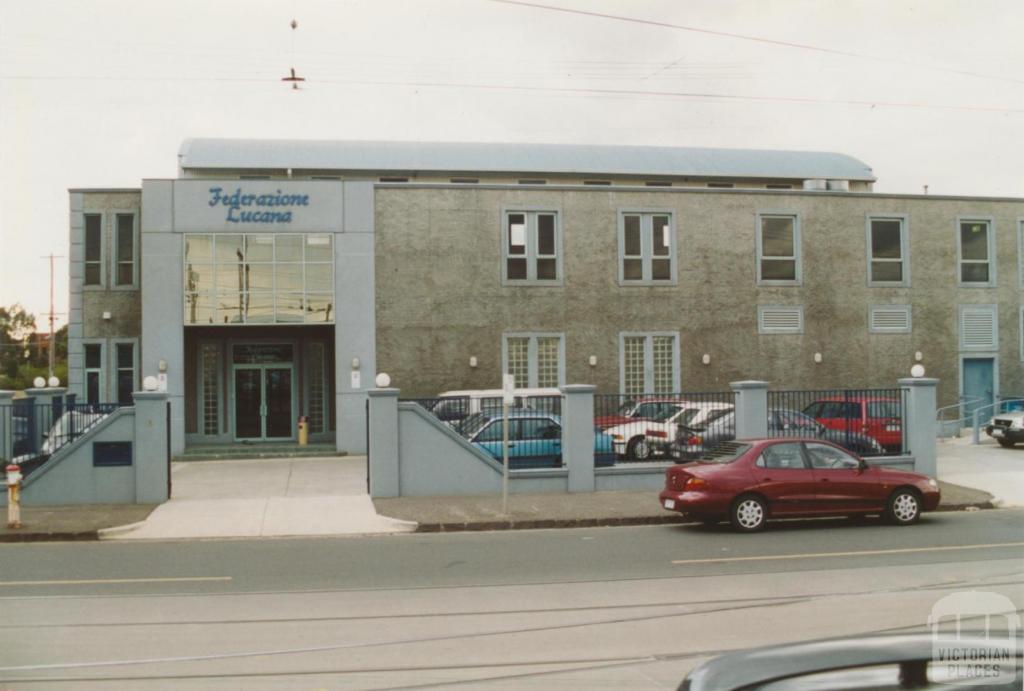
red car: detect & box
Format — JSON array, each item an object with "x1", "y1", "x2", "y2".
[
  {"x1": 658, "y1": 438, "x2": 939, "y2": 532},
  {"x1": 802, "y1": 396, "x2": 903, "y2": 452}
]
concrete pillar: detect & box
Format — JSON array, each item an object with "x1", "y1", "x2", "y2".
[
  {"x1": 899, "y1": 377, "x2": 938, "y2": 478},
  {"x1": 731, "y1": 380, "x2": 769, "y2": 440},
  {"x1": 24, "y1": 388, "x2": 68, "y2": 452},
  {"x1": 133, "y1": 391, "x2": 170, "y2": 503},
  {"x1": 0, "y1": 391, "x2": 14, "y2": 461},
  {"x1": 561, "y1": 385, "x2": 596, "y2": 493},
  {"x1": 368, "y1": 388, "x2": 399, "y2": 498}
]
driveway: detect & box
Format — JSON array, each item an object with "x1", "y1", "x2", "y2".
[
  {"x1": 938, "y1": 435, "x2": 1024, "y2": 508},
  {"x1": 106, "y1": 456, "x2": 415, "y2": 540}
]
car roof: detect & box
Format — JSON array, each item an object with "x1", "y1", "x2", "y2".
[
  {"x1": 477, "y1": 410, "x2": 561, "y2": 422},
  {"x1": 683, "y1": 632, "x2": 1022, "y2": 691},
  {"x1": 808, "y1": 395, "x2": 899, "y2": 403}
]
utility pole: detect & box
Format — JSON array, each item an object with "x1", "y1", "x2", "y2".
[{"x1": 40, "y1": 253, "x2": 65, "y2": 380}]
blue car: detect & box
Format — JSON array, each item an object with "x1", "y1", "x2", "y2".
[{"x1": 460, "y1": 411, "x2": 615, "y2": 469}]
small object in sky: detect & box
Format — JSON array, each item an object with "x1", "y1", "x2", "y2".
[{"x1": 282, "y1": 18, "x2": 305, "y2": 89}]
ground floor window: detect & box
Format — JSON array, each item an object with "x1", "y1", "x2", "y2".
[
  {"x1": 620, "y1": 333, "x2": 679, "y2": 396},
  {"x1": 84, "y1": 343, "x2": 103, "y2": 404},
  {"x1": 502, "y1": 334, "x2": 564, "y2": 388},
  {"x1": 115, "y1": 342, "x2": 136, "y2": 405}
]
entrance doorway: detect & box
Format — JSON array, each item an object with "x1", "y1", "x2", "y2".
[
  {"x1": 962, "y1": 357, "x2": 995, "y2": 422},
  {"x1": 232, "y1": 344, "x2": 295, "y2": 441}
]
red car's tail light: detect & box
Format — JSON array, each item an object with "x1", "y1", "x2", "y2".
[
  {"x1": 684, "y1": 476, "x2": 707, "y2": 490},
  {"x1": 686, "y1": 435, "x2": 702, "y2": 445}
]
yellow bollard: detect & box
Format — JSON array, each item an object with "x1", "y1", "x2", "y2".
[
  {"x1": 6, "y1": 463, "x2": 23, "y2": 529},
  {"x1": 298, "y1": 416, "x2": 308, "y2": 447}
]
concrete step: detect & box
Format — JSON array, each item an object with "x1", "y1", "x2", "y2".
[{"x1": 175, "y1": 444, "x2": 345, "y2": 462}]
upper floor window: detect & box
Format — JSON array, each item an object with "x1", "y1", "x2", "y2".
[
  {"x1": 84, "y1": 214, "x2": 102, "y2": 286},
  {"x1": 502, "y1": 211, "x2": 561, "y2": 284},
  {"x1": 867, "y1": 216, "x2": 909, "y2": 286},
  {"x1": 1018, "y1": 219, "x2": 1023, "y2": 289},
  {"x1": 958, "y1": 218, "x2": 995, "y2": 286},
  {"x1": 618, "y1": 212, "x2": 675, "y2": 285},
  {"x1": 757, "y1": 213, "x2": 800, "y2": 285},
  {"x1": 115, "y1": 214, "x2": 136, "y2": 286}
]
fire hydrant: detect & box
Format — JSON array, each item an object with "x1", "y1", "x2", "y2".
[
  {"x1": 6, "y1": 463, "x2": 23, "y2": 529},
  {"x1": 297, "y1": 416, "x2": 309, "y2": 447}
]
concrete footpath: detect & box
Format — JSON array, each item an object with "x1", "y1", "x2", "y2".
[
  {"x1": 937, "y1": 434, "x2": 1024, "y2": 508},
  {"x1": 1, "y1": 476, "x2": 995, "y2": 542}
]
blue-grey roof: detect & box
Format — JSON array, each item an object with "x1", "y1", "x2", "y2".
[{"x1": 178, "y1": 138, "x2": 875, "y2": 181}]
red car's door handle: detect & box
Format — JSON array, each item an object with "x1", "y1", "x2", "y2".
[
  {"x1": 761, "y1": 477, "x2": 772, "y2": 482},
  {"x1": 820, "y1": 478, "x2": 829, "y2": 482}
]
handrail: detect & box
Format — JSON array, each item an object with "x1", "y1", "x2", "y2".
[
  {"x1": 935, "y1": 396, "x2": 985, "y2": 439},
  {"x1": 971, "y1": 399, "x2": 1024, "y2": 444}
]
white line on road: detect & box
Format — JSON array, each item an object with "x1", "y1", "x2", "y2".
[
  {"x1": 0, "y1": 576, "x2": 232, "y2": 586},
  {"x1": 671, "y1": 542, "x2": 1024, "y2": 565}
]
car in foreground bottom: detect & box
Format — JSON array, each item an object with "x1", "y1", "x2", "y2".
[
  {"x1": 680, "y1": 631, "x2": 1022, "y2": 690},
  {"x1": 658, "y1": 438, "x2": 940, "y2": 531}
]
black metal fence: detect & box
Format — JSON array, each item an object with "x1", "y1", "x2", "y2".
[
  {"x1": 767, "y1": 389, "x2": 908, "y2": 457},
  {"x1": 1, "y1": 400, "x2": 124, "y2": 477},
  {"x1": 594, "y1": 392, "x2": 736, "y2": 463}
]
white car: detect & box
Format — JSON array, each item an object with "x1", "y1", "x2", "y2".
[
  {"x1": 12, "y1": 409, "x2": 105, "y2": 465},
  {"x1": 986, "y1": 411, "x2": 1024, "y2": 448},
  {"x1": 606, "y1": 401, "x2": 734, "y2": 460}
]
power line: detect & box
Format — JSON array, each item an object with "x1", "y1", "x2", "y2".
[{"x1": 488, "y1": 0, "x2": 1024, "y2": 87}]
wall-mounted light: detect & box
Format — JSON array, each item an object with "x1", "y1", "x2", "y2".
[
  {"x1": 469, "y1": 356, "x2": 478, "y2": 368},
  {"x1": 375, "y1": 372, "x2": 391, "y2": 387},
  {"x1": 102, "y1": 311, "x2": 111, "y2": 321},
  {"x1": 158, "y1": 359, "x2": 168, "y2": 373},
  {"x1": 914, "y1": 351, "x2": 923, "y2": 362},
  {"x1": 351, "y1": 357, "x2": 360, "y2": 370},
  {"x1": 813, "y1": 352, "x2": 823, "y2": 364},
  {"x1": 588, "y1": 355, "x2": 597, "y2": 367},
  {"x1": 701, "y1": 353, "x2": 711, "y2": 366}
]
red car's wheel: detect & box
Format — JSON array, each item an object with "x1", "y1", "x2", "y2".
[
  {"x1": 730, "y1": 495, "x2": 767, "y2": 532},
  {"x1": 885, "y1": 489, "x2": 921, "y2": 525}
]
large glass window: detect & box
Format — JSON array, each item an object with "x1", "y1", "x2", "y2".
[
  {"x1": 116, "y1": 342, "x2": 135, "y2": 405},
  {"x1": 502, "y1": 211, "x2": 561, "y2": 284},
  {"x1": 84, "y1": 214, "x2": 102, "y2": 286},
  {"x1": 620, "y1": 333, "x2": 678, "y2": 396},
  {"x1": 184, "y1": 233, "x2": 335, "y2": 325},
  {"x1": 757, "y1": 214, "x2": 800, "y2": 284},
  {"x1": 958, "y1": 219, "x2": 995, "y2": 286},
  {"x1": 84, "y1": 343, "x2": 102, "y2": 404},
  {"x1": 115, "y1": 214, "x2": 135, "y2": 286},
  {"x1": 503, "y1": 334, "x2": 564, "y2": 388},
  {"x1": 867, "y1": 216, "x2": 908, "y2": 285},
  {"x1": 619, "y1": 212, "x2": 674, "y2": 284}
]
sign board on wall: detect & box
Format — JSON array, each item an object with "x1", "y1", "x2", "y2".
[{"x1": 171, "y1": 180, "x2": 345, "y2": 233}]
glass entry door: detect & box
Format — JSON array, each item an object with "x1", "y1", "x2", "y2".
[
  {"x1": 232, "y1": 344, "x2": 295, "y2": 441},
  {"x1": 233, "y1": 365, "x2": 294, "y2": 440}
]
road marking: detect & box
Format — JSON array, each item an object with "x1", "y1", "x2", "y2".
[
  {"x1": 0, "y1": 576, "x2": 232, "y2": 586},
  {"x1": 671, "y1": 541, "x2": 1024, "y2": 565}
]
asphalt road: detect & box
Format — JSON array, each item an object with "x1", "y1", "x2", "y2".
[{"x1": 1, "y1": 509, "x2": 1022, "y2": 689}]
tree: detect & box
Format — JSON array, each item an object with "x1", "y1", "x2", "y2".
[{"x1": 0, "y1": 304, "x2": 36, "y2": 386}]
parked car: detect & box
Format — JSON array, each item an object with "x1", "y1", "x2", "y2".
[
  {"x1": 12, "y1": 409, "x2": 106, "y2": 475},
  {"x1": 428, "y1": 388, "x2": 561, "y2": 424},
  {"x1": 667, "y1": 408, "x2": 886, "y2": 458},
  {"x1": 607, "y1": 401, "x2": 733, "y2": 460},
  {"x1": 459, "y1": 410, "x2": 615, "y2": 469},
  {"x1": 986, "y1": 411, "x2": 1024, "y2": 447},
  {"x1": 658, "y1": 438, "x2": 940, "y2": 531},
  {"x1": 593, "y1": 397, "x2": 685, "y2": 430},
  {"x1": 803, "y1": 396, "x2": 903, "y2": 452}
]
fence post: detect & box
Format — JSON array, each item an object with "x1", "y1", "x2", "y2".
[
  {"x1": 368, "y1": 388, "x2": 400, "y2": 498},
  {"x1": 0, "y1": 391, "x2": 13, "y2": 461},
  {"x1": 899, "y1": 377, "x2": 938, "y2": 478},
  {"x1": 133, "y1": 391, "x2": 169, "y2": 503},
  {"x1": 561, "y1": 385, "x2": 596, "y2": 493},
  {"x1": 730, "y1": 380, "x2": 769, "y2": 439},
  {"x1": 24, "y1": 387, "x2": 67, "y2": 453}
]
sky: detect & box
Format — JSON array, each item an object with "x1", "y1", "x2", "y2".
[{"x1": 1, "y1": 0, "x2": 1022, "y2": 329}]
